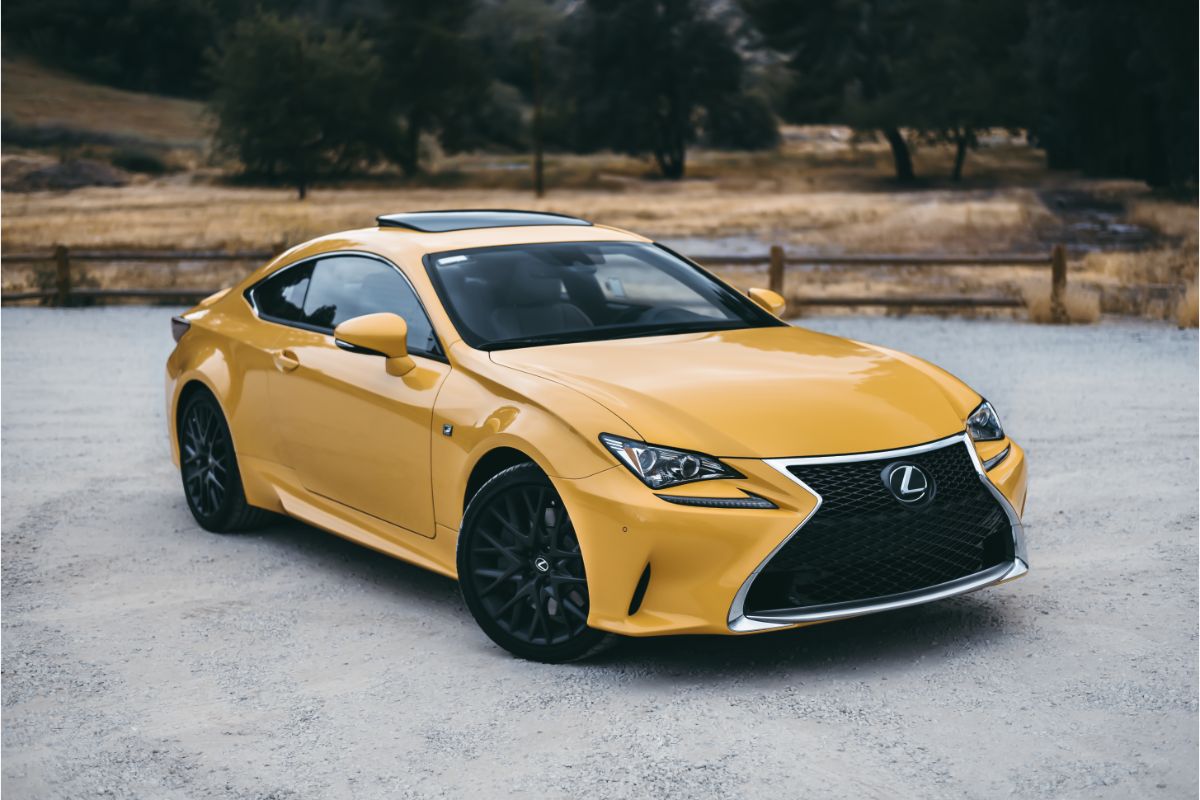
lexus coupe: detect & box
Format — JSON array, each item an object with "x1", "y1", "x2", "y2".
[{"x1": 166, "y1": 210, "x2": 1028, "y2": 661}]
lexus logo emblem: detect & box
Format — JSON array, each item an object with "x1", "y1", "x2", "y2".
[
  {"x1": 881, "y1": 462, "x2": 935, "y2": 507},
  {"x1": 533, "y1": 557, "x2": 550, "y2": 573}
]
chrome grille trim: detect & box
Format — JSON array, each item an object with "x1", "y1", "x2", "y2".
[
  {"x1": 727, "y1": 432, "x2": 1028, "y2": 632},
  {"x1": 983, "y1": 445, "x2": 1012, "y2": 471}
]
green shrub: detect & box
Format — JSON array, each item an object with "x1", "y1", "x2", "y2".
[{"x1": 110, "y1": 148, "x2": 169, "y2": 175}]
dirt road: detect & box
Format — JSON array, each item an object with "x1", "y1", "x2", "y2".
[{"x1": 2, "y1": 308, "x2": 1196, "y2": 799}]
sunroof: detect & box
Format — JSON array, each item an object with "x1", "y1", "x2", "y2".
[{"x1": 377, "y1": 210, "x2": 592, "y2": 233}]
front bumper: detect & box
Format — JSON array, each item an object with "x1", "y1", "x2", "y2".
[
  {"x1": 733, "y1": 557, "x2": 1027, "y2": 630},
  {"x1": 558, "y1": 432, "x2": 1027, "y2": 637}
]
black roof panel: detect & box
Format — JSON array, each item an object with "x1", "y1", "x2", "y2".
[{"x1": 377, "y1": 209, "x2": 592, "y2": 233}]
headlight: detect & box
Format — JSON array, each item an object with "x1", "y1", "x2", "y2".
[
  {"x1": 967, "y1": 401, "x2": 1005, "y2": 442},
  {"x1": 599, "y1": 433, "x2": 742, "y2": 489}
]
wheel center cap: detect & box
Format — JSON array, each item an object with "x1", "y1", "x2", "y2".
[{"x1": 533, "y1": 556, "x2": 550, "y2": 573}]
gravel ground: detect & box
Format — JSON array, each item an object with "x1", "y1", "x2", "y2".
[{"x1": 2, "y1": 307, "x2": 1197, "y2": 799}]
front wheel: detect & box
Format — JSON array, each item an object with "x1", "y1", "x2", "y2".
[{"x1": 457, "y1": 463, "x2": 612, "y2": 662}]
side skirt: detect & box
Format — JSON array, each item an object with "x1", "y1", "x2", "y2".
[{"x1": 240, "y1": 456, "x2": 458, "y2": 579}]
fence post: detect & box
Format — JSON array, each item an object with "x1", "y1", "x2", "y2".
[
  {"x1": 1050, "y1": 245, "x2": 1067, "y2": 323},
  {"x1": 768, "y1": 244, "x2": 785, "y2": 294},
  {"x1": 53, "y1": 245, "x2": 71, "y2": 307}
]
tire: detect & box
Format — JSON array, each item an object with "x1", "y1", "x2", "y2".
[
  {"x1": 178, "y1": 390, "x2": 272, "y2": 533},
  {"x1": 457, "y1": 463, "x2": 614, "y2": 662}
]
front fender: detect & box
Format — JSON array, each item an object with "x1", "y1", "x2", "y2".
[{"x1": 431, "y1": 342, "x2": 639, "y2": 531}]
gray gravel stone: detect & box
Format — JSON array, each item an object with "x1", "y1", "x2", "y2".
[{"x1": 2, "y1": 308, "x2": 1196, "y2": 799}]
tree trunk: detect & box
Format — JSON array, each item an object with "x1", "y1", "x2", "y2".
[
  {"x1": 1141, "y1": 95, "x2": 1171, "y2": 188},
  {"x1": 398, "y1": 112, "x2": 423, "y2": 178},
  {"x1": 651, "y1": 92, "x2": 688, "y2": 180},
  {"x1": 531, "y1": 37, "x2": 545, "y2": 197},
  {"x1": 952, "y1": 131, "x2": 969, "y2": 182},
  {"x1": 654, "y1": 146, "x2": 685, "y2": 180},
  {"x1": 654, "y1": 114, "x2": 686, "y2": 179},
  {"x1": 297, "y1": 180, "x2": 307, "y2": 200},
  {"x1": 882, "y1": 127, "x2": 915, "y2": 182}
]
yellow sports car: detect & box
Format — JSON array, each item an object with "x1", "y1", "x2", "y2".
[{"x1": 166, "y1": 210, "x2": 1028, "y2": 661}]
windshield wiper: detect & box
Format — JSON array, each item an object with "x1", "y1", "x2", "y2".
[
  {"x1": 479, "y1": 333, "x2": 594, "y2": 351},
  {"x1": 604, "y1": 320, "x2": 747, "y2": 339},
  {"x1": 479, "y1": 320, "x2": 750, "y2": 351}
]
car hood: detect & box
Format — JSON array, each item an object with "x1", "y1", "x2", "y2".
[{"x1": 489, "y1": 325, "x2": 978, "y2": 458}]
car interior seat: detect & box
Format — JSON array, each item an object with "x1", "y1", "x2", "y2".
[{"x1": 487, "y1": 261, "x2": 593, "y2": 339}]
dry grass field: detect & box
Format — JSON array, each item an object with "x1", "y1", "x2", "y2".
[
  {"x1": 3, "y1": 169, "x2": 1193, "y2": 324},
  {"x1": 0, "y1": 178, "x2": 1061, "y2": 252},
  {"x1": 1, "y1": 59, "x2": 1195, "y2": 324}
]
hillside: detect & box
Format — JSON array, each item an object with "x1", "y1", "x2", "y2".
[{"x1": 2, "y1": 57, "x2": 210, "y2": 148}]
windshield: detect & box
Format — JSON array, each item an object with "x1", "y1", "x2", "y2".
[{"x1": 424, "y1": 241, "x2": 781, "y2": 350}]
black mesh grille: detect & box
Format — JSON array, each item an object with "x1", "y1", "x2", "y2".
[{"x1": 745, "y1": 441, "x2": 1012, "y2": 614}]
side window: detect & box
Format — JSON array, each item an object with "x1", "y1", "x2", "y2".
[
  {"x1": 302, "y1": 256, "x2": 439, "y2": 355},
  {"x1": 251, "y1": 262, "x2": 313, "y2": 322}
]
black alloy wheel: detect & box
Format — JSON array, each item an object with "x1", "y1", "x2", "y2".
[
  {"x1": 458, "y1": 463, "x2": 612, "y2": 662},
  {"x1": 178, "y1": 391, "x2": 270, "y2": 532}
]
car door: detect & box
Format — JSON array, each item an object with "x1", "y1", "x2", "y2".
[{"x1": 252, "y1": 252, "x2": 450, "y2": 538}]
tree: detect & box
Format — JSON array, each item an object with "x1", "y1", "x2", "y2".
[
  {"x1": 563, "y1": 0, "x2": 776, "y2": 179},
  {"x1": 742, "y1": 0, "x2": 921, "y2": 181},
  {"x1": 4, "y1": 0, "x2": 222, "y2": 96},
  {"x1": 208, "y1": 13, "x2": 384, "y2": 199},
  {"x1": 1025, "y1": 0, "x2": 1197, "y2": 189},
  {"x1": 370, "y1": 0, "x2": 517, "y2": 177},
  {"x1": 743, "y1": 0, "x2": 1034, "y2": 183},
  {"x1": 470, "y1": 0, "x2": 566, "y2": 195},
  {"x1": 889, "y1": 0, "x2": 1029, "y2": 181},
  {"x1": 704, "y1": 93, "x2": 782, "y2": 151}
]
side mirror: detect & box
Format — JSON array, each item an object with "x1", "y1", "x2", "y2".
[
  {"x1": 748, "y1": 287, "x2": 787, "y2": 318},
  {"x1": 333, "y1": 313, "x2": 415, "y2": 376}
]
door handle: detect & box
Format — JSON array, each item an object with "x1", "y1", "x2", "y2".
[{"x1": 273, "y1": 349, "x2": 300, "y2": 372}]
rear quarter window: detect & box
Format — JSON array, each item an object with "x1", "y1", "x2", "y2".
[{"x1": 251, "y1": 262, "x2": 313, "y2": 322}]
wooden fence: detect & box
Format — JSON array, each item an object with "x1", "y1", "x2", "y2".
[{"x1": 1, "y1": 243, "x2": 1071, "y2": 321}]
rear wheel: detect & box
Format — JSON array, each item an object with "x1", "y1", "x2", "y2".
[
  {"x1": 457, "y1": 463, "x2": 612, "y2": 662},
  {"x1": 178, "y1": 391, "x2": 271, "y2": 532}
]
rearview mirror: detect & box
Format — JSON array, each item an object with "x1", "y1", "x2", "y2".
[
  {"x1": 334, "y1": 313, "x2": 415, "y2": 376},
  {"x1": 748, "y1": 287, "x2": 787, "y2": 318}
]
